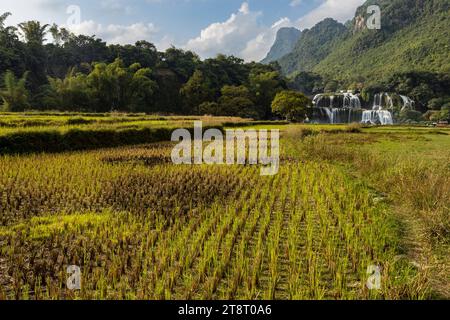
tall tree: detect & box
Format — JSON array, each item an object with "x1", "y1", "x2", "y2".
[
  {"x1": 180, "y1": 70, "x2": 214, "y2": 114},
  {"x1": 0, "y1": 13, "x2": 25, "y2": 76},
  {"x1": 218, "y1": 85, "x2": 258, "y2": 119},
  {"x1": 0, "y1": 12, "x2": 11, "y2": 29},
  {"x1": 49, "y1": 23, "x2": 62, "y2": 45},
  {"x1": 18, "y1": 21, "x2": 49, "y2": 44},
  {"x1": 0, "y1": 71, "x2": 29, "y2": 111},
  {"x1": 272, "y1": 90, "x2": 312, "y2": 122},
  {"x1": 87, "y1": 59, "x2": 156, "y2": 112},
  {"x1": 249, "y1": 71, "x2": 286, "y2": 119}
]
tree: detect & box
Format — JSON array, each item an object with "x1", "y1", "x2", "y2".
[
  {"x1": 199, "y1": 54, "x2": 250, "y2": 97},
  {"x1": 271, "y1": 90, "x2": 311, "y2": 122},
  {"x1": 249, "y1": 71, "x2": 285, "y2": 119},
  {"x1": 49, "y1": 23, "x2": 62, "y2": 45},
  {"x1": 439, "y1": 106, "x2": 450, "y2": 121},
  {"x1": 427, "y1": 97, "x2": 450, "y2": 111},
  {"x1": 63, "y1": 34, "x2": 109, "y2": 68},
  {"x1": 398, "y1": 109, "x2": 423, "y2": 122},
  {"x1": 16, "y1": 21, "x2": 50, "y2": 95},
  {"x1": 0, "y1": 71, "x2": 29, "y2": 111},
  {"x1": 161, "y1": 47, "x2": 199, "y2": 82},
  {"x1": 324, "y1": 80, "x2": 338, "y2": 93},
  {"x1": 218, "y1": 85, "x2": 259, "y2": 119},
  {"x1": 45, "y1": 69, "x2": 90, "y2": 110},
  {"x1": 180, "y1": 70, "x2": 214, "y2": 114},
  {"x1": 87, "y1": 59, "x2": 156, "y2": 112},
  {"x1": 288, "y1": 72, "x2": 324, "y2": 96},
  {"x1": 0, "y1": 13, "x2": 25, "y2": 76},
  {"x1": 18, "y1": 21, "x2": 49, "y2": 44},
  {"x1": 109, "y1": 41, "x2": 158, "y2": 69},
  {"x1": 0, "y1": 12, "x2": 11, "y2": 29}
]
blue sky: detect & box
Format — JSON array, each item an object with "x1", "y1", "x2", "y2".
[{"x1": 1, "y1": 0, "x2": 365, "y2": 61}]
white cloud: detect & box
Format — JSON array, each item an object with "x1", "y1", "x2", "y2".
[
  {"x1": 297, "y1": 0, "x2": 365, "y2": 29},
  {"x1": 100, "y1": 0, "x2": 135, "y2": 15},
  {"x1": 290, "y1": 0, "x2": 303, "y2": 7},
  {"x1": 0, "y1": 0, "x2": 67, "y2": 26},
  {"x1": 67, "y1": 21, "x2": 159, "y2": 45},
  {"x1": 185, "y1": 2, "x2": 291, "y2": 62},
  {"x1": 155, "y1": 35, "x2": 175, "y2": 51}
]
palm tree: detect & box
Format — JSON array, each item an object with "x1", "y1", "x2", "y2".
[
  {"x1": 18, "y1": 20, "x2": 49, "y2": 44},
  {"x1": 0, "y1": 71, "x2": 30, "y2": 112},
  {"x1": 49, "y1": 23, "x2": 61, "y2": 45},
  {"x1": 0, "y1": 12, "x2": 11, "y2": 30}
]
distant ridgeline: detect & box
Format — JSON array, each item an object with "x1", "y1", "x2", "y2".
[
  {"x1": 263, "y1": 0, "x2": 450, "y2": 89},
  {"x1": 261, "y1": 27, "x2": 302, "y2": 64}
]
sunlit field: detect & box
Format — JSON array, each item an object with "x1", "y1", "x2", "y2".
[{"x1": 0, "y1": 115, "x2": 448, "y2": 300}]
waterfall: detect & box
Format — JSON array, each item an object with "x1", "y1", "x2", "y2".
[
  {"x1": 324, "y1": 107, "x2": 332, "y2": 122},
  {"x1": 311, "y1": 92, "x2": 409, "y2": 125},
  {"x1": 373, "y1": 92, "x2": 394, "y2": 110},
  {"x1": 363, "y1": 92, "x2": 395, "y2": 125},
  {"x1": 343, "y1": 93, "x2": 361, "y2": 109},
  {"x1": 400, "y1": 95, "x2": 415, "y2": 111},
  {"x1": 362, "y1": 110, "x2": 393, "y2": 125}
]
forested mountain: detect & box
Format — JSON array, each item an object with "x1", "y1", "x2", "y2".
[
  {"x1": 261, "y1": 27, "x2": 302, "y2": 64},
  {"x1": 314, "y1": 0, "x2": 450, "y2": 84},
  {"x1": 276, "y1": 18, "x2": 347, "y2": 75},
  {"x1": 266, "y1": 0, "x2": 449, "y2": 84},
  {"x1": 260, "y1": 0, "x2": 449, "y2": 113}
]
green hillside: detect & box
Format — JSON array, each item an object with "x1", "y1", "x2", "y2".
[
  {"x1": 278, "y1": 18, "x2": 347, "y2": 75},
  {"x1": 272, "y1": 0, "x2": 449, "y2": 86},
  {"x1": 313, "y1": 0, "x2": 450, "y2": 84}
]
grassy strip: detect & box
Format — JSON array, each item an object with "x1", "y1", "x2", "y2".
[
  {"x1": 222, "y1": 120, "x2": 290, "y2": 128},
  {"x1": 0, "y1": 125, "x2": 223, "y2": 154}
]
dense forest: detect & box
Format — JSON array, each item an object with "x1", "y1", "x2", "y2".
[{"x1": 0, "y1": 12, "x2": 290, "y2": 119}]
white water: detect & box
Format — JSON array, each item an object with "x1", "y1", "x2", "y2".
[
  {"x1": 343, "y1": 93, "x2": 361, "y2": 109},
  {"x1": 362, "y1": 110, "x2": 393, "y2": 125},
  {"x1": 312, "y1": 92, "x2": 414, "y2": 125},
  {"x1": 400, "y1": 95, "x2": 415, "y2": 111},
  {"x1": 313, "y1": 93, "x2": 361, "y2": 110},
  {"x1": 373, "y1": 93, "x2": 394, "y2": 110}
]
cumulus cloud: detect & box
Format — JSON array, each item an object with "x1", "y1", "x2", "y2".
[
  {"x1": 0, "y1": 0, "x2": 67, "y2": 25},
  {"x1": 67, "y1": 20, "x2": 158, "y2": 45},
  {"x1": 185, "y1": 2, "x2": 292, "y2": 62},
  {"x1": 297, "y1": 0, "x2": 365, "y2": 29}
]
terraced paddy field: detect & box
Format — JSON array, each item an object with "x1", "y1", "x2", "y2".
[{"x1": 0, "y1": 116, "x2": 448, "y2": 300}]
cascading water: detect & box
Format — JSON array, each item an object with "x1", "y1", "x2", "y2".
[
  {"x1": 312, "y1": 93, "x2": 362, "y2": 124},
  {"x1": 400, "y1": 95, "x2": 415, "y2": 111},
  {"x1": 361, "y1": 92, "x2": 394, "y2": 125},
  {"x1": 311, "y1": 92, "x2": 413, "y2": 125},
  {"x1": 362, "y1": 110, "x2": 393, "y2": 125}
]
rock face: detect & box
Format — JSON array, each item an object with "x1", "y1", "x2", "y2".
[
  {"x1": 277, "y1": 18, "x2": 347, "y2": 75},
  {"x1": 353, "y1": 15, "x2": 366, "y2": 33},
  {"x1": 261, "y1": 27, "x2": 302, "y2": 64}
]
